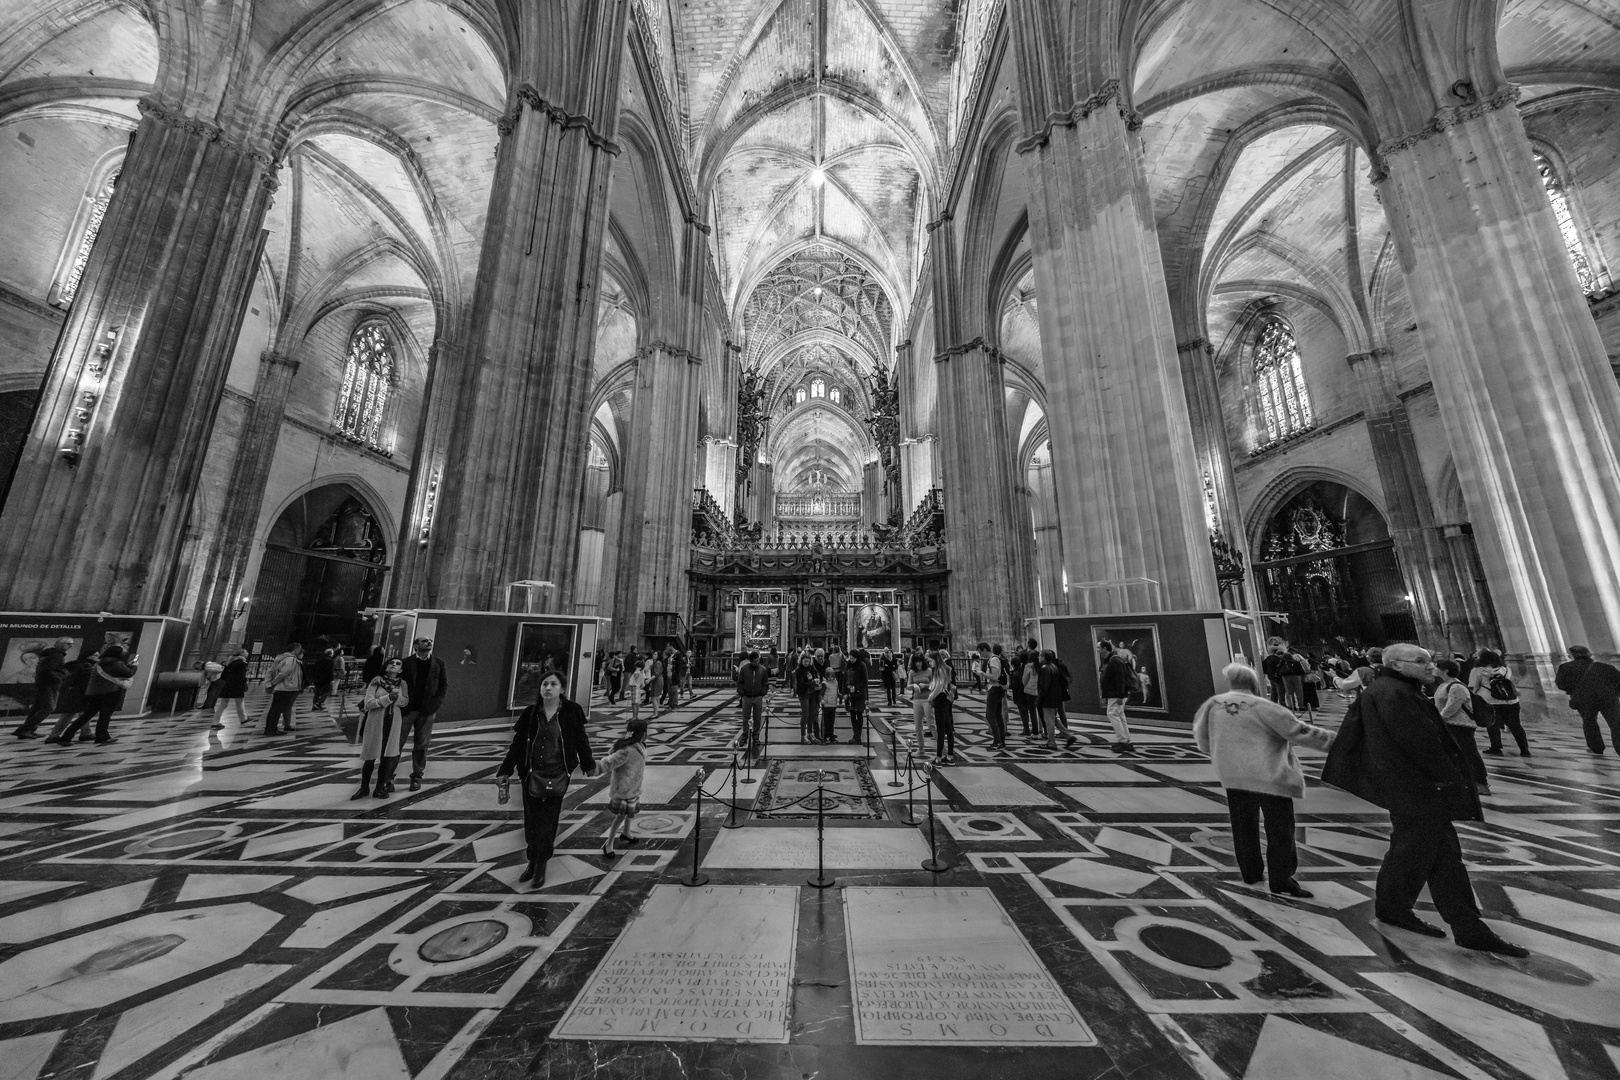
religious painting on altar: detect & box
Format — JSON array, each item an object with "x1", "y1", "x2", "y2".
[
  {"x1": 737, "y1": 606, "x2": 785, "y2": 653},
  {"x1": 848, "y1": 604, "x2": 898, "y2": 652},
  {"x1": 508, "y1": 621, "x2": 578, "y2": 710},
  {"x1": 1090, "y1": 624, "x2": 1166, "y2": 711}
]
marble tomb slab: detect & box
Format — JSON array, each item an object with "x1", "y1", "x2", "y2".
[
  {"x1": 1018, "y1": 763, "x2": 1146, "y2": 783},
  {"x1": 702, "y1": 826, "x2": 929, "y2": 869},
  {"x1": 1070, "y1": 787, "x2": 1224, "y2": 815},
  {"x1": 933, "y1": 768, "x2": 1054, "y2": 806},
  {"x1": 552, "y1": 884, "x2": 798, "y2": 1043},
  {"x1": 843, "y1": 887, "x2": 1095, "y2": 1046}
]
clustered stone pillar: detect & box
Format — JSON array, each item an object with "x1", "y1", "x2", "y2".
[
  {"x1": 389, "y1": 336, "x2": 461, "y2": 608},
  {"x1": 1015, "y1": 84, "x2": 1220, "y2": 614},
  {"x1": 610, "y1": 341, "x2": 704, "y2": 645},
  {"x1": 1376, "y1": 87, "x2": 1620, "y2": 685},
  {"x1": 1177, "y1": 337, "x2": 1246, "y2": 605},
  {"x1": 0, "y1": 100, "x2": 276, "y2": 613},
  {"x1": 424, "y1": 61, "x2": 626, "y2": 613},
  {"x1": 190, "y1": 350, "x2": 301, "y2": 657},
  {"x1": 1027, "y1": 449, "x2": 1066, "y2": 614},
  {"x1": 1345, "y1": 346, "x2": 1482, "y2": 654}
]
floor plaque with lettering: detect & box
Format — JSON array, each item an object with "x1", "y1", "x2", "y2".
[
  {"x1": 702, "y1": 826, "x2": 929, "y2": 868},
  {"x1": 552, "y1": 885, "x2": 798, "y2": 1043},
  {"x1": 843, "y1": 887, "x2": 1095, "y2": 1046}
]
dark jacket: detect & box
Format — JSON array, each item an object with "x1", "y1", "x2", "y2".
[
  {"x1": 1557, "y1": 656, "x2": 1620, "y2": 710},
  {"x1": 793, "y1": 664, "x2": 821, "y2": 697},
  {"x1": 400, "y1": 654, "x2": 449, "y2": 714},
  {"x1": 1036, "y1": 661, "x2": 1064, "y2": 708},
  {"x1": 846, "y1": 659, "x2": 869, "y2": 707},
  {"x1": 362, "y1": 650, "x2": 386, "y2": 683},
  {"x1": 305, "y1": 650, "x2": 336, "y2": 684},
  {"x1": 85, "y1": 656, "x2": 136, "y2": 699},
  {"x1": 1321, "y1": 669, "x2": 1480, "y2": 821},
  {"x1": 736, "y1": 660, "x2": 769, "y2": 698},
  {"x1": 217, "y1": 657, "x2": 249, "y2": 698},
  {"x1": 498, "y1": 698, "x2": 594, "y2": 779},
  {"x1": 32, "y1": 646, "x2": 68, "y2": 690},
  {"x1": 1262, "y1": 651, "x2": 1302, "y2": 679},
  {"x1": 1099, "y1": 653, "x2": 1133, "y2": 699}
]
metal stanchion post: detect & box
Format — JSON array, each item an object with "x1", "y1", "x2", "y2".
[
  {"x1": 684, "y1": 765, "x2": 709, "y2": 887},
  {"x1": 723, "y1": 754, "x2": 743, "y2": 829},
  {"x1": 887, "y1": 722, "x2": 903, "y2": 787},
  {"x1": 920, "y1": 763, "x2": 951, "y2": 873},
  {"x1": 808, "y1": 779, "x2": 834, "y2": 888},
  {"x1": 900, "y1": 751, "x2": 920, "y2": 827}
]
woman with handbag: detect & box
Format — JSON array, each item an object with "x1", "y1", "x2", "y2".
[
  {"x1": 53, "y1": 645, "x2": 137, "y2": 745},
  {"x1": 354, "y1": 658, "x2": 409, "y2": 799},
  {"x1": 1434, "y1": 659, "x2": 1490, "y2": 793},
  {"x1": 928, "y1": 650, "x2": 959, "y2": 764},
  {"x1": 495, "y1": 670, "x2": 595, "y2": 885}
]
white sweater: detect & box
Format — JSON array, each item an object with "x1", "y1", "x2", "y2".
[{"x1": 1193, "y1": 691, "x2": 1336, "y2": 799}]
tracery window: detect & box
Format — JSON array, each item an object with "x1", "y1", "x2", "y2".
[
  {"x1": 334, "y1": 322, "x2": 396, "y2": 452},
  {"x1": 56, "y1": 171, "x2": 119, "y2": 308},
  {"x1": 810, "y1": 378, "x2": 826, "y2": 399},
  {"x1": 1253, "y1": 317, "x2": 1313, "y2": 443},
  {"x1": 1533, "y1": 150, "x2": 1601, "y2": 295},
  {"x1": 795, "y1": 387, "x2": 807, "y2": 405},
  {"x1": 828, "y1": 385, "x2": 841, "y2": 405}
]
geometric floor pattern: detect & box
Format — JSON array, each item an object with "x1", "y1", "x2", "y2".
[{"x1": 2, "y1": 684, "x2": 1619, "y2": 1077}]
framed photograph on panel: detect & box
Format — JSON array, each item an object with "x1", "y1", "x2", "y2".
[
  {"x1": 509, "y1": 622, "x2": 579, "y2": 710},
  {"x1": 1091, "y1": 624, "x2": 1167, "y2": 711}
]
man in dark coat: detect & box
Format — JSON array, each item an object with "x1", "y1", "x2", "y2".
[
  {"x1": 1322, "y1": 643, "x2": 1527, "y2": 957},
  {"x1": 13, "y1": 638, "x2": 75, "y2": 738},
  {"x1": 1555, "y1": 644, "x2": 1620, "y2": 754},
  {"x1": 400, "y1": 636, "x2": 450, "y2": 791}
]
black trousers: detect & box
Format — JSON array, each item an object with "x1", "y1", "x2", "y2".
[
  {"x1": 1447, "y1": 724, "x2": 1490, "y2": 788},
  {"x1": 1014, "y1": 690, "x2": 1036, "y2": 735},
  {"x1": 985, "y1": 686, "x2": 1008, "y2": 745},
  {"x1": 1225, "y1": 788, "x2": 1297, "y2": 888},
  {"x1": 1485, "y1": 702, "x2": 1528, "y2": 753},
  {"x1": 821, "y1": 706, "x2": 838, "y2": 741},
  {"x1": 932, "y1": 696, "x2": 955, "y2": 757},
  {"x1": 1580, "y1": 700, "x2": 1620, "y2": 753},
  {"x1": 847, "y1": 702, "x2": 865, "y2": 743},
  {"x1": 61, "y1": 692, "x2": 119, "y2": 742},
  {"x1": 1376, "y1": 814, "x2": 1484, "y2": 932},
  {"x1": 15, "y1": 685, "x2": 59, "y2": 735},
  {"x1": 521, "y1": 782, "x2": 567, "y2": 869},
  {"x1": 884, "y1": 679, "x2": 897, "y2": 705}
]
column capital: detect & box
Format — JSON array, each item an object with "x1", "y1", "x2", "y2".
[
  {"x1": 925, "y1": 211, "x2": 953, "y2": 233},
  {"x1": 634, "y1": 339, "x2": 704, "y2": 365},
  {"x1": 259, "y1": 350, "x2": 300, "y2": 373},
  {"x1": 137, "y1": 99, "x2": 279, "y2": 177},
  {"x1": 1015, "y1": 79, "x2": 1142, "y2": 155},
  {"x1": 933, "y1": 336, "x2": 1004, "y2": 365},
  {"x1": 1345, "y1": 346, "x2": 1396, "y2": 368},
  {"x1": 497, "y1": 83, "x2": 621, "y2": 155},
  {"x1": 1175, "y1": 337, "x2": 1210, "y2": 354},
  {"x1": 1371, "y1": 83, "x2": 1521, "y2": 173}
]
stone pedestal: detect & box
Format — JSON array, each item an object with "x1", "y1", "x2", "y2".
[
  {"x1": 1017, "y1": 94, "x2": 1219, "y2": 614},
  {"x1": 609, "y1": 344, "x2": 703, "y2": 646},
  {"x1": 1378, "y1": 95, "x2": 1620, "y2": 683},
  {"x1": 0, "y1": 101, "x2": 275, "y2": 613},
  {"x1": 190, "y1": 351, "x2": 300, "y2": 657},
  {"x1": 424, "y1": 73, "x2": 625, "y2": 613}
]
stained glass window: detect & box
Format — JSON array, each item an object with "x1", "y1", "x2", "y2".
[
  {"x1": 1533, "y1": 150, "x2": 1600, "y2": 295},
  {"x1": 57, "y1": 171, "x2": 119, "y2": 308},
  {"x1": 334, "y1": 322, "x2": 396, "y2": 451},
  {"x1": 828, "y1": 385, "x2": 841, "y2": 404},
  {"x1": 1253, "y1": 317, "x2": 1312, "y2": 443},
  {"x1": 810, "y1": 378, "x2": 826, "y2": 398},
  {"x1": 795, "y1": 387, "x2": 807, "y2": 404}
]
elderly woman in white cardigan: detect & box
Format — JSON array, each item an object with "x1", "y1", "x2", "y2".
[{"x1": 1194, "y1": 662, "x2": 1335, "y2": 899}]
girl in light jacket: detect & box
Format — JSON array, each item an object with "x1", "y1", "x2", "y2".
[
  {"x1": 354, "y1": 658, "x2": 409, "y2": 799},
  {"x1": 594, "y1": 717, "x2": 648, "y2": 858}
]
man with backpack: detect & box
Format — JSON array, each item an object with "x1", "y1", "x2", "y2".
[
  {"x1": 1098, "y1": 639, "x2": 1136, "y2": 752},
  {"x1": 1556, "y1": 644, "x2": 1620, "y2": 755},
  {"x1": 1466, "y1": 648, "x2": 1529, "y2": 757},
  {"x1": 980, "y1": 641, "x2": 1009, "y2": 751},
  {"x1": 735, "y1": 650, "x2": 770, "y2": 752},
  {"x1": 1014, "y1": 639, "x2": 1040, "y2": 741}
]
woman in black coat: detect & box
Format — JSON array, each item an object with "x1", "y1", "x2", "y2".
[
  {"x1": 54, "y1": 645, "x2": 137, "y2": 745},
  {"x1": 211, "y1": 650, "x2": 250, "y2": 729},
  {"x1": 495, "y1": 670, "x2": 596, "y2": 885}
]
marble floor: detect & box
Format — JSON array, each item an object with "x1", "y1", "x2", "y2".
[{"x1": 2, "y1": 685, "x2": 1619, "y2": 1078}]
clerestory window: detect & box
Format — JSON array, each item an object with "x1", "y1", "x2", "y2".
[
  {"x1": 1253, "y1": 317, "x2": 1313, "y2": 443},
  {"x1": 334, "y1": 321, "x2": 396, "y2": 452}
]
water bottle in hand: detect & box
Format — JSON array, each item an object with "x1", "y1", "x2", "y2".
[{"x1": 496, "y1": 777, "x2": 510, "y2": 805}]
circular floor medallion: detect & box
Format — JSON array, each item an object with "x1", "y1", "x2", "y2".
[
  {"x1": 124, "y1": 824, "x2": 241, "y2": 855},
  {"x1": 375, "y1": 830, "x2": 441, "y2": 852},
  {"x1": 966, "y1": 818, "x2": 1003, "y2": 832},
  {"x1": 1140, "y1": 924, "x2": 1231, "y2": 969},
  {"x1": 419, "y1": 919, "x2": 508, "y2": 962}
]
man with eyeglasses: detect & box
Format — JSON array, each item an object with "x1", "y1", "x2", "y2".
[
  {"x1": 1329, "y1": 642, "x2": 1528, "y2": 957},
  {"x1": 400, "y1": 637, "x2": 450, "y2": 792}
]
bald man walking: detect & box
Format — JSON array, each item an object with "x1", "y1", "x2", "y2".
[{"x1": 1324, "y1": 643, "x2": 1527, "y2": 957}]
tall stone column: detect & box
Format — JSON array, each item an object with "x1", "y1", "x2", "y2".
[
  {"x1": 0, "y1": 100, "x2": 276, "y2": 613},
  {"x1": 1376, "y1": 89, "x2": 1620, "y2": 681},
  {"x1": 609, "y1": 342, "x2": 703, "y2": 646},
  {"x1": 425, "y1": 20, "x2": 627, "y2": 613},
  {"x1": 1027, "y1": 450, "x2": 1066, "y2": 614},
  {"x1": 189, "y1": 350, "x2": 300, "y2": 657},
  {"x1": 1178, "y1": 338, "x2": 1247, "y2": 607},
  {"x1": 1014, "y1": 87, "x2": 1218, "y2": 614},
  {"x1": 390, "y1": 336, "x2": 460, "y2": 608},
  {"x1": 596, "y1": 487, "x2": 624, "y2": 621},
  {"x1": 934, "y1": 339, "x2": 1036, "y2": 642},
  {"x1": 1345, "y1": 346, "x2": 1479, "y2": 652}
]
